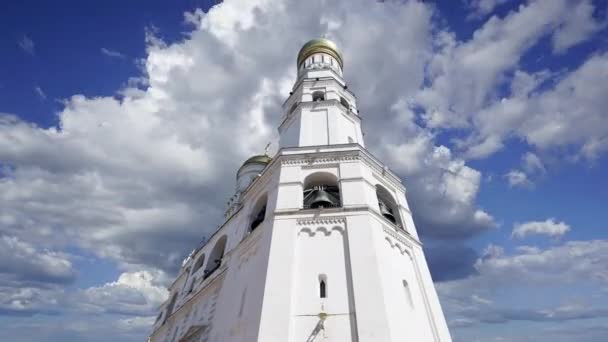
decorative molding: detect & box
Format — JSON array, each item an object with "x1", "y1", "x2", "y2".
[
  {"x1": 301, "y1": 163, "x2": 340, "y2": 170},
  {"x1": 382, "y1": 225, "x2": 415, "y2": 249},
  {"x1": 298, "y1": 226, "x2": 345, "y2": 237},
  {"x1": 296, "y1": 215, "x2": 346, "y2": 226},
  {"x1": 384, "y1": 236, "x2": 411, "y2": 258},
  {"x1": 281, "y1": 154, "x2": 359, "y2": 166}
]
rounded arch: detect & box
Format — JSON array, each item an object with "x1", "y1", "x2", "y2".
[
  {"x1": 204, "y1": 235, "x2": 227, "y2": 278},
  {"x1": 340, "y1": 96, "x2": 349, "y2": 109},
  {"x1": 303, "y1": 172, "x2": 341, "y2": 209},
  {"x1": 164, "y1": 292, "x2": 178, "y2": 321},
  {"x1": 375, "y1": 184, "x2": 403, "y2": 228},
  {"x1": 192, "y1": 253, "x2": 205, "y2": 273},
  {"x1": 249, "y1": 193, "x2": 268, "y2": 232}
]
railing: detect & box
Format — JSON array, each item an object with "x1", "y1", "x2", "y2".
[
  {"x1": 302, "y1": 202, "x2": 342, "y2": 210},
  {"x1": 202, "y1": 261, "x2": 221, "y2": 280}
]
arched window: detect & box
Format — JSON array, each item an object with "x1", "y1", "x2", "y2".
[
  {"x1": 376, "y1": 185, "x2": 403, "y2": 228},
  {"x1": 312, "y1": 91, "x2": 325, "y2": 102},
  {"x1": 250, "y1": 194, "x2": 268, "y2": 232},
  {"x1": 164, "y1": 292, "x2": 178, "y2": 322},
  {"x1": 193, "y1": 254, "x2": 205, "y2": 274},
  {"x1": 340, "y1": 96, "x2": 349, "y2": 109},
  {"x1": 188, "y1": 277, "x2": 197, "y2": 294},
  {"x1": 204, "y1": 235, "x2": 227, "y2": 279},
  {"x1": 303, "y1": 172, "x2": 341, "y2": 209}
]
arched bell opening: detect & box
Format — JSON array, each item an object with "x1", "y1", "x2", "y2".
[
  {"x1": 340, "y1": 96, "x2": 350, "y2": 110},
  {"x1": 249, "y1": 193, "x2": 268, "y2": 232},
  {"x1": 204, "y1": 235, "x2": 227, "y2": 279},
  {"x1": 192, "y1": 254, "x2": 205, "y2": 274},
  {"x1": 164, "y1": 292, "x2": 178, "y2": 323},
  {"x1": 303, "y1": 172, "x2": 341, "y2": 209},
  {"x1": 375, "y1": 185, "x2": 403, "y2": 228},
  {"x1": 312, "y1": 91, "x2": 325, "y2": 102}
]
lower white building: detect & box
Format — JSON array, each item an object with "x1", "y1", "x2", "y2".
[{"x1": 148, "y1": 38, "x2": 452, "y2": 342}]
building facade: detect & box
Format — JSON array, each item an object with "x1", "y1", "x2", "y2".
[{"x1": 148, "y1": 38, "x2": 452, "y2": 342}]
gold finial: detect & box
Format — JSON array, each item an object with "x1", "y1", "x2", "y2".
[{"x1": 264, "y1": 142, "x2": 271, "y2": 156}]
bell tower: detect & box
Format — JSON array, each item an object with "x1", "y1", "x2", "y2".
[
  {"x1": 148, "y1": 39, "x2": 452, "y2": 342},
  {"x1": 279, "y1": 39, "x2": 364, "y2": 148}
]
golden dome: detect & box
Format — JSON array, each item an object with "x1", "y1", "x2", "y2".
[
  {"x1": 237, "y1": 155, "x2": 272, "y2": 174},
  {"x1": 243, "y1": 155, "x2": 272, "y2": 165},
  {"x1": 297, "y1": 38, "x2": 343, "y2": 69}
]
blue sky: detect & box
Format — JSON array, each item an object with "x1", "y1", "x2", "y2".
[{"x1": 1, "y1": 0, "x2": 607, "y2": 341}]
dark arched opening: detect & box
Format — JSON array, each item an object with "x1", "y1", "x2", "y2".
[
  {"x1": 312, "y1": 91, "x2": 325, "y2": 102},
  {"x1": 376, "y1": 185, "x2": 403, "y2": 228},
  {"x1": 250, "y1": 194, "x2": 268, "y2": 232},
  {"x1": 303, "y1": 172, "x2": 341, "y2": 209},
  {"x1": 204, "y1": 235, "x2": 227, "y2": 279}
]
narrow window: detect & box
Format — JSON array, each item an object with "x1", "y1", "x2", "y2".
[
  {"x1": 403, "y1": 279, "x2": 413, "y2": 308},
  {"x1": 238, "y1": 288, "x2": 247, "y2": 317},
  {"x1": 319, "y1": 275, "x2": 327, "y2": 298}
]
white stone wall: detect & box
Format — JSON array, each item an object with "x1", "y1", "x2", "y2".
[{"x1": 149, "y1": 145, "x2": 451, "y2": 342}]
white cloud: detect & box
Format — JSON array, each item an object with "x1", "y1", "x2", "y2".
[
  {"x1": 34, "y1": 86, "x2": 46, "y2": 100},
  {"x1": 0, "y1": 235, "x2": 75, "y2": 286},
  {"x1": 522, "y1": 152, "x2": 545, "y2": 174},
  {"x1": 503, "y1": 152, "x2": 545, "y2": 188},
  {"x1": 101, "y1": 48, "x2": 126, "y2": 59},
  {"x1": 18, "y1": 35, "x2": 35, "y2": 55},
  {"x1": 415, "y1": 1, "x2": 606, "y2": 161},
  {"x1": 76, "y1": 270, "x2": 168, "y2": 316},
  {"x1": 552, "y1": 0, "x2": 606, "y2": 53},
  {"x1": 512, "y1": 218, "x2": 571, "y2": 240},
  {"x1": 504, "y1": 169, "x2": 530, "y2": 188},
  {"x1": 438, "y1": 239, "x2": 608, "y2": 333},
  {"x1": 465, "y1": 0, "x2": 510, "y2": 18}
]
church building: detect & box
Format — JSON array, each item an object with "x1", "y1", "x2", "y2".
[{"x1": 148, "y1": 38, "x2": 452, "y2": 342}]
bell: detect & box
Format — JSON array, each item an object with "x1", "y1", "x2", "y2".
[
  {"x1": 309, "y1": 188, "x2": 336, "y2": 208},
  {"x1": 379, "y1": 200, "x2": 396, "y2": 223}
]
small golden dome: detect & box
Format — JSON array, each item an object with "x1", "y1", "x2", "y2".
[
  {"x1": 297, "y1": 38, "x2": 343, "y2": 69},
  {"x1": 237, "y1": 155, "x2": 272, "y2": 174},
  {"x1": 243, "y1": 155, "x2": 272, "y2": 165}
]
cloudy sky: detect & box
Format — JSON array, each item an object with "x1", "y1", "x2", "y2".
[{"x1": 1, "y1": 0, "x2": 607, "y2": 341}]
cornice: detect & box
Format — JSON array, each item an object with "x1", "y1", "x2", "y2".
[{"x1": 296, "y1": 215, "x2": 346, "y2": 226}]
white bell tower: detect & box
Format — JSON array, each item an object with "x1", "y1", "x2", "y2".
[{"x1": 148, "y1": 38, "x2": 452, "y2": 342}]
